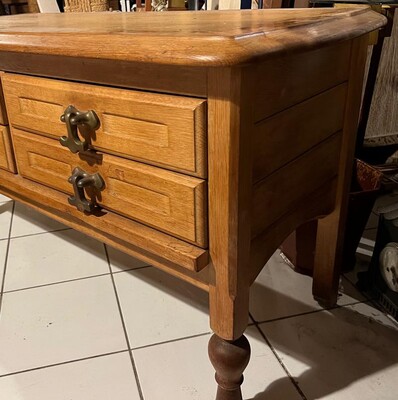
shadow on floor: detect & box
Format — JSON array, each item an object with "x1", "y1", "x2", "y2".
[
  {"x1": 127, "y1": 262, "x2": 398, "y2": 400},
  {"x1": 249, "y1": 287, "x2": 397, "y2": 400}
]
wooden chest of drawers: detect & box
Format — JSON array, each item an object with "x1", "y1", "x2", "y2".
[{"x1": 0, "y1": 8, "x2": 385, "y2": 400}]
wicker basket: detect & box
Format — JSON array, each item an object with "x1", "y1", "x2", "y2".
[
  {"x1": 28, "y1": 0, "x2": 40, "y2": 13},
  {"x1": 64, "y1": 0, "x2": 110, "y2": 12}
]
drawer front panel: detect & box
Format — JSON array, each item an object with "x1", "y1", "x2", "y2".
[
  {"x1": 251, "y1": 133, "x2": 341, "y2": 239},
  {"x1": 0, "y1": 125, "x2": 16, "y2": 172},
  {"x1": 3, "y1": 74, "x2": 207, "y2": 177},
  {"x1": 12, "y1": 129, "x2": 207, "y2": 247}
]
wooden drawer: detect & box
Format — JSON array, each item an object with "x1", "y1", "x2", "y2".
[
  {"x1": 0, "y1": 125, "x2": 16, "y2": 172},
  {"x1": 12, "y1": 129, "x2": 207, "y2": 247},
  {"x1": 2, "y1": 74, "x2": 207, "y2": 178}
]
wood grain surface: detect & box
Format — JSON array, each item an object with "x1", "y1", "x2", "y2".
[
  {"x1": 249, "y1": 178, "x2": 337, "y2": 284},
  {"x1": 253, "y1": 41, "x2": 350, "y2": 122},
  {"x1": 251, "y1": 133, "x2": 341, "y2": 239},
  {"x1": 0, "y1": 53, "x2": 208, "y2": 98},
  {"x1": 207, "y1": 67, "x2": 254, "y2": 340},
  {"x1": 253, "y1": 83, "x2": 347, "y2": 182},
  {"x1": 0, "y1": 8, "x2": 385, "y2": 66}
]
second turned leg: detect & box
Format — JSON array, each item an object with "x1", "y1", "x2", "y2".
[{"x1": 208, "y1": 334, "x2": 251, "y2": 400}]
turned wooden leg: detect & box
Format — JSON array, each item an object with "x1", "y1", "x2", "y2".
[{"x1": 208, "y1": 334, "x2": 251, "y2": 400}]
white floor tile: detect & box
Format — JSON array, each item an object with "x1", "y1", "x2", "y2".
[
  {"x1": 5, "y1": 230, "x2": 109, "y2": 292},
  {"x1": 114, "y1": 267, "x2": 210, "y2": 348},
  {"x1": 0, "y1": 201, "x2": 13, "y2": 240},
  {"x1": 0, "y1": 352, "x2": 141, "y2": 400},
  {"x1": 346, "y1": 301, "x2": 398, "y2": 329},
  {"x1": 0, "y1": 194, "x2": 11, "y2": 203},
  {"x1": 260, "y1": 303, "x2": 398, "y2": 400},
  {"x1": 0, "y1": 275, "x2": 127, "y2": 375},
  {"x1": 106, "y1": 245, "x2": 150, "y2": 273},
  {"x1": 134, "y1": 326, "x2": 302, "y2": 400},
  {"x1": 250, "y1": 252, "x2": 365, "y2": 322},
  {"x1": 0, "y1": 240, "x2": 8, "y2": 287},
  {"x1": 11, "y1": 203, "x2": 67, "y2": 238}
]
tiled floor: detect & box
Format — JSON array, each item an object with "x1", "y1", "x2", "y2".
[{"x1": 0, "y1": 195, "x2": 397, "y2": 400}]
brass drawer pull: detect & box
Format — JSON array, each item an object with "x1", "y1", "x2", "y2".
[
  {"x1": 60, "y1": 105, "x2": 100, "y2": 154},
  {"x1": 68, "y1": 167, "x2": 105, "y2": 213}
]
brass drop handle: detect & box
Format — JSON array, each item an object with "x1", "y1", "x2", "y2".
[
  {"x1": 68, "y1": 167, "x2": 105, "y2": 213},
  {"x1": 60, "y1": 105, "x2": 100, "y2": 154}
]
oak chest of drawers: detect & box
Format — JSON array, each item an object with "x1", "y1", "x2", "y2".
[{"x1": 0, "y1": 7, "x2": 385, "y2": 399}]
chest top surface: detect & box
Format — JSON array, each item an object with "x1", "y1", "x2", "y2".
[{"x1": 0, "y1": 7, "x2": 385, "y2": 66}]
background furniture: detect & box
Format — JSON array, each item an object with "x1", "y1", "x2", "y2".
[
  {"x1": 64, "y1": 0, "x2": 109, "y2": 12},
  {"x1": 0, "y1": 0, "x2": 61, "y2": 13},
  {"x1": 310, "y1": 1, "x2": 397, "y2": 158},
  {"x1": 36, "y1": 0, "x2": 59, "y2": 12},
  {"x1": 1, "y1": 0, "x2": 29, "y2": 13},
  {"x1": 0, "y1": 8, "x2": 384, "y2": 399}
]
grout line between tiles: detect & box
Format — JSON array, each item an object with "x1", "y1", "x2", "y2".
[
  {"x1": 2, "y1": 271, "x2": 112, "y2": 295},
  {"x1": 250, "y1": 312, "x2": 308, "y2": 400},
  {"x1": 8, "y1": 227, "x2": 72, "y2": 241},
  {"x1": 0, "y1": 201, "x2": 15, "y2": 313},
  {"x1": 341, "y1": 274, "x2": 376, "y2": 302},
  {"x1": 361, "y1": 299, "x2": 398, "y2": 328},
  {"x1": 3, "y1": 248, "x2": 156, "y2": 295},
  {"x1": 252, "y1": 299, "x2": 367, "y2": 325},
  {"x1": 128, "y1": 324, "x2": 253, "y2": 354},
  {"x1": 111, "y1": 264, "x2": 153, "y2": 275},
  {"x1": 99, "y1": 245, "x2": 153, "y2": 274},
  {"x1": 0, "y1": 349, "x2": 130, "y2": 379},
  {"x1": 104, "y1": 244, "x2": 145, "y2": 400},
  {"x1": 131, "y1": 331, "x2": 212, "y2": 352}
]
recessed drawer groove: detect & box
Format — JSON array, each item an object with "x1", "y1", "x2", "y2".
[
  {"x1": 0, "y1": 125, "x2": 16, "y2": 173},
  {"x1": 253, "y1": 83, "x2": 348, "y2": 182},
  {"x1": 254, "y1": 41, "x2": 350, "y2": 122},
  {"x1": 251, "y1": 133, "x2": 342, "y2": 239}
]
